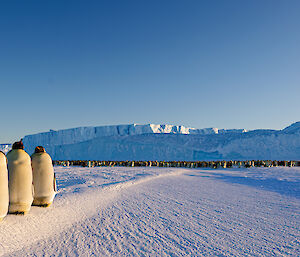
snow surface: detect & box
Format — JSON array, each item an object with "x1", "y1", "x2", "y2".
[
  {"x1": 22, "y1": 122, "x2": 300, "y2": 160},
  {"x1": 0, "y1": 166, "x2": 299, "y2": 256}
]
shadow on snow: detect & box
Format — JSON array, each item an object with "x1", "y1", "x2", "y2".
[{"x1": 187, "y1": 172, "x2": 300, "y2": 199}]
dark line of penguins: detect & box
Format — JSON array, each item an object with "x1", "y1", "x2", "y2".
[{"x1": 53, "y1": 160, "x2": 300, "y2": 168}]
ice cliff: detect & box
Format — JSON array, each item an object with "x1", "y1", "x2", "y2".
[{"x1": 22, "y1": 123, "x2": 300, "y2": 161}]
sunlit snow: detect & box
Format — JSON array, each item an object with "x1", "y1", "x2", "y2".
[{"x1": 0, "y1": 166, "x2": 299, "y2": 256}]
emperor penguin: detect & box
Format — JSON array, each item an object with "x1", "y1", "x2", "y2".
[
  {"x1": 0, "y1": 151, "x2": 9, "y2": 220},
  {"x1": 7, "y1": 141, "x2": 33, "y2": 215},
  {"x1": 31, "y1": 146, "x2": 56, "y2": 207}
]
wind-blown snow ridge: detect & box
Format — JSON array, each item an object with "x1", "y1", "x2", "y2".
[
  {"x1": 22, "y1": 122, "x2": 300, "y2": 161},
  {"x1": 282, "y1": 121, "x2": 300, "y2": 133}
]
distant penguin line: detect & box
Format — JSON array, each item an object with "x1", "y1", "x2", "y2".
[{"x1": 0, "y1": 141, "x2": 56, "y2": 221}]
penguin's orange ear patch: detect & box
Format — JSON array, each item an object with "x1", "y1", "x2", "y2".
[{"x1": 34, "y1": 146, "x2": 45, "y2": 153}]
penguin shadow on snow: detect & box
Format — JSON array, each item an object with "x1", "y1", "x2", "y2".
[
  {"x1": 56, "y1": 176, "x2": 88, "y2": 195},
  {"x1": 57, "y1": 177, "x2": 87, "y2": 190}
]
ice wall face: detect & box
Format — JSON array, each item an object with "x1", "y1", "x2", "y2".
[
  {"x1": 22, "y1": 122, "x2": 300, "y2": 161},
  {"x1": 23, "y1": 123, "x2": 245, "y2": 154}
]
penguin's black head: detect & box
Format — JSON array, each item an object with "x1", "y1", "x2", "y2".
[
  {"x1": 12, "y1": 140, "x2": 24, "y2": 150},
  {"x1": 35, "y1": 146, "x2": 46, "y2": 153}
]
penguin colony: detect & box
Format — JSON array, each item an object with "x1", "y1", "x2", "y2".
[
  {"x1": 53, "y1": 159, "x2": 300, "y2": 168},
  {"x1": 0, "y1": 141, "x2": 56, "y2": 221}
]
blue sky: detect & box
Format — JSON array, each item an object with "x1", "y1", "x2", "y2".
[{"x1": 0, "y1": 0, "x2": 299, "y2": 142}]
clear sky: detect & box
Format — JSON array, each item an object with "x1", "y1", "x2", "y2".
[{"x1": 0, "y1": 0, "x2": 299, "y2": 143}]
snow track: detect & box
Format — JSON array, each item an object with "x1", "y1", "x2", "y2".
[
  {"x1": 0, "y1": 167, "x2": 299, "y2": 256},
  {"x1": 0, "y1": 167, "x2": 183, "y2": 256}
]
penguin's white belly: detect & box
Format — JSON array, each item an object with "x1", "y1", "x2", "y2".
[
  {"x1": 7, "y1": 150, "x2": 33, "y2": 214},
  {"x1": 0, "y1": 153, "x2": 9, "y2": 220},
  {"x1": 32, "y1": 153, "x2": 56, "y2": 207}
]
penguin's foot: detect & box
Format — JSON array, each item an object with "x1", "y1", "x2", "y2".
[
  {"x1": 33, "y1": 197, "x2": 53, "y2": 207},
  {"x1": 32, "y1": 203, "x2": 51, "y2": 208},
  {"x1": 9, "y1": 211, "x2": 27, "y2": 215},
  {"x1": 9, "y1": 203, "x2": 31, "y2": 214}
]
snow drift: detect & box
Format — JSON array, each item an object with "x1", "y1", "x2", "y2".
[{"x1": 22, "y1": 122, "x2": 300, "y2": 161}]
